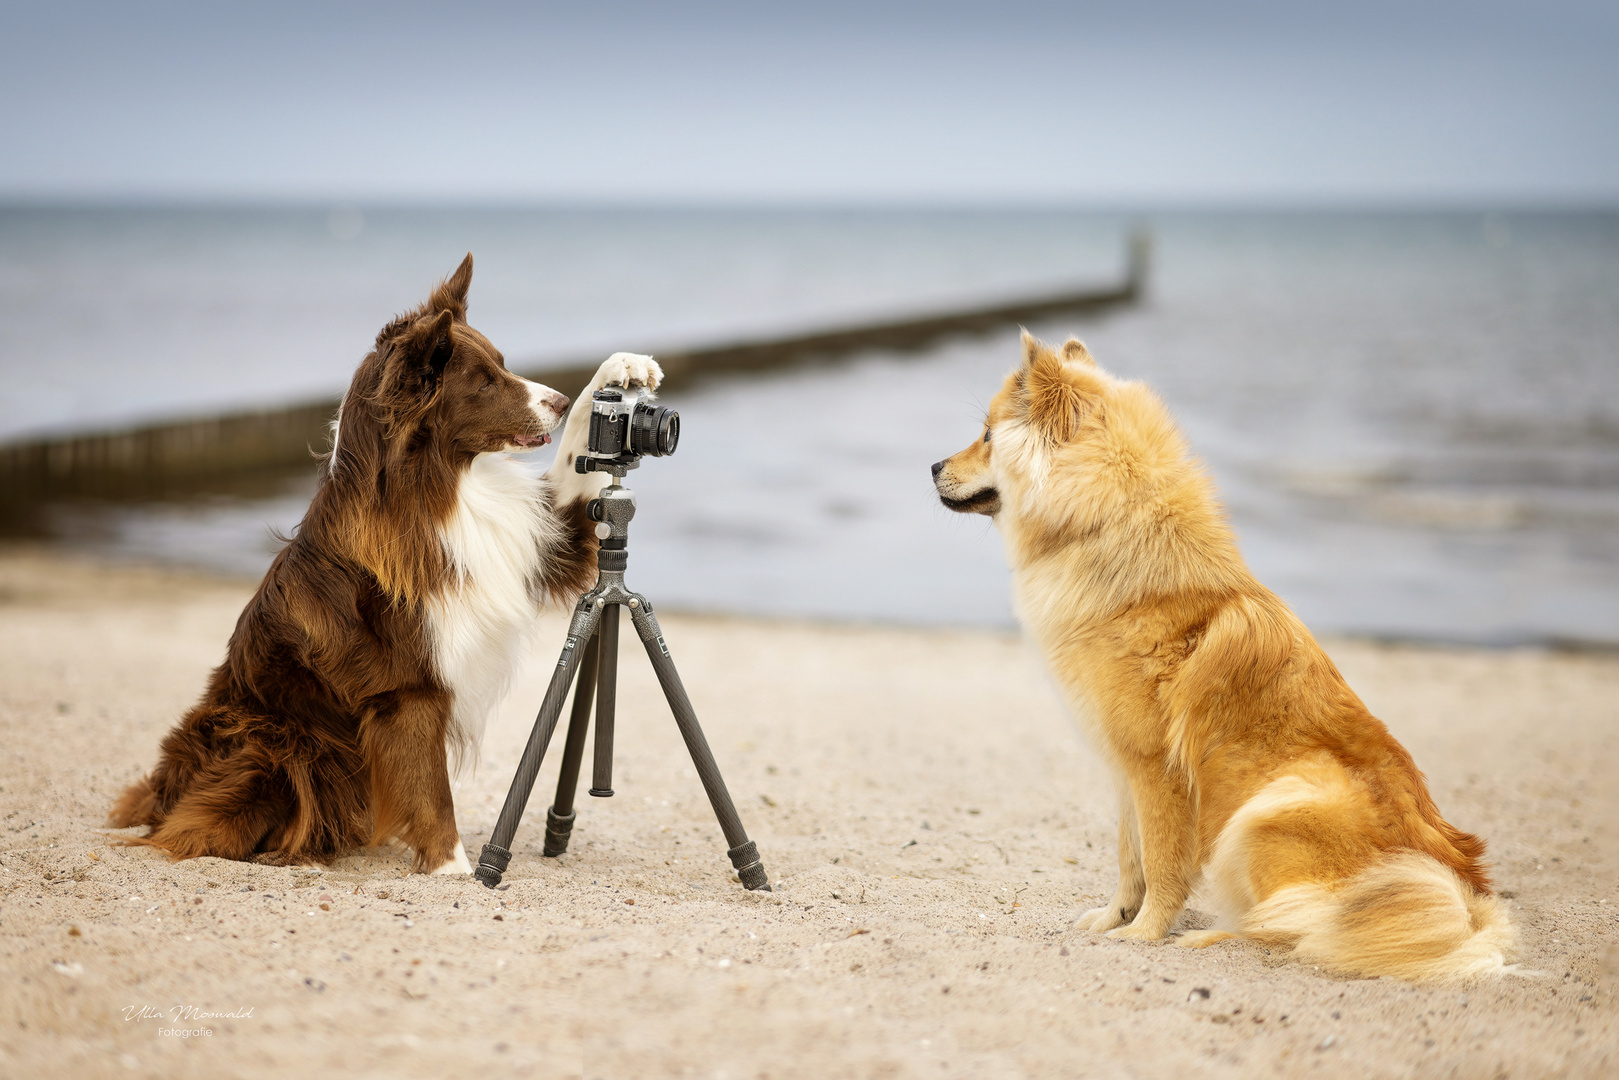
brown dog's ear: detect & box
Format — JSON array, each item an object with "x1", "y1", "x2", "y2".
[
  {"x1": 375, "y1": 310, "x2": 455, "y2": 425},
  {"x1": 414, "y1": 309, "x2": 456, "y2": 388},
  {"x1": 1018, "y1": 330, "x2": 1095, "y2": 442},
  {"x1": 429, "y1": 253, "x2": 474, "y2": 321}
]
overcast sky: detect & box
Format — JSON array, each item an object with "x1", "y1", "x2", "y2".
[{"x1": 2, "y1": 1, "x2": 1615, "y2": 204}]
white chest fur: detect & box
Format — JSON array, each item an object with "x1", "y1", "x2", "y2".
[{"x1": 425, "y1": 453, "x2": 560, "y2": 775}]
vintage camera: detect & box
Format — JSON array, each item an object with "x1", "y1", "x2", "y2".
[{"x1": 578, "y1": 384, "x2": 679, "y2": 471}]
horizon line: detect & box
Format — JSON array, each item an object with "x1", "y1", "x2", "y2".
[{"x1": 3, "y1": 194, "x2": 1618, "y2": 214}]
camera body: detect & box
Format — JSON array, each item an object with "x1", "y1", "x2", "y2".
[{"x1": 578, "y1": 384, "x2": 679, "y2": 472}]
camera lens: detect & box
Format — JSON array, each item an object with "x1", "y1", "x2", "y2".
[{"x1": 629, "y1": 403, "x2": 679, "y2": 457}]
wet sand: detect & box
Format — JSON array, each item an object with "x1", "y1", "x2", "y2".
[{"x1": 0, "y1": 548, "x2": 1614, "y2": 1078}]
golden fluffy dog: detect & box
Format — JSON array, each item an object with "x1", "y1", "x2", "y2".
[{"x1": 933, "y1": 332, "x2": 1515, "y2": 982}]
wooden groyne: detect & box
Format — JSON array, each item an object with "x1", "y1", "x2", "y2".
[
  {"x1": 1, "y1": 233, "x2": 1148, "y2": 533},
  {"x1": 644, "y1": 231, "x2": 1149, "y2": 381}
]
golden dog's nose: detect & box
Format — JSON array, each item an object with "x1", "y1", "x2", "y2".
[{"x1": 931, "y1": 460, "x2": 945, "y2": 479}]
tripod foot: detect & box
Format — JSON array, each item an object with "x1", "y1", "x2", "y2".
[
  {"x1": 542, "y1": 807, "x2": 577, "y2": 857},
  {"x1": 474, "y1": 843, "x2": 512, "y2": 889},
  {"x1": 728, "y1": 840, "x2": 771, "y2": 892}
]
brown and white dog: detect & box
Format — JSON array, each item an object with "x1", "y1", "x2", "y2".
[
  {"x1": 933, "y1": 332, "x2": 1516, "y2": 982},
  {"x1": 109, "y1": 254, "x2": 661, "y2": 874}
]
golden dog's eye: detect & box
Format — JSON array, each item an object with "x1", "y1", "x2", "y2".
[{"x1": 983, "y1": 427, "x2": 992, "y2": 443}]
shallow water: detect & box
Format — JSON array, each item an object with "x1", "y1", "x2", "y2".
[{"x1": 6, "y1": 207, "x2": 1617, "y2": 644}]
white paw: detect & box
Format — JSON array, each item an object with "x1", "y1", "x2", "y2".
[
  {"x1": 596, "y1": 352, "x2": 662, "y2": 396},
  {"x1": 430, "y1": 844, "x2": 473, "y2": 875},
  {"x1": 1075, "y1": 905, "x2": 1129, "y2": 933}
]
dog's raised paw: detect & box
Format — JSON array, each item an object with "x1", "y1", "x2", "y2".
[{"x1": 597, "y1": 352, "x2": 662, "y2": 395}]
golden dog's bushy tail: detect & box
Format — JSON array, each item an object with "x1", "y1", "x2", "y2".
[{"x1": 1244, "y1": 851, "x2": 1517, "y2": 983}]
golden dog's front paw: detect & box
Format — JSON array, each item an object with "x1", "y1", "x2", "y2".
[
  {"x1": 1106, "y1": 922, "x2": 1169, "y2": 943},
  {"x1": 1176, "y1": 929, "x2": 1237, "y2": 949},
  {"x1": 1075, "y1": 906, "x2": 1129, "y2": 933}
]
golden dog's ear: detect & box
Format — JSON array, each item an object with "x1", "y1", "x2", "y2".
[
  {"x1": 1062, "y1": 337, "x2": 1095, "y2": 365},
  {"x1": 429, "y1": 252, "x2": 473, "y2": 321},
  {"x1": 1018, "y1": 330, "x2": 1096, "y2": 442}
]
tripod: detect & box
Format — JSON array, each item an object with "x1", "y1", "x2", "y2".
[{"x1": 474, "y1": 466, "x2": 770, "y2": 892}]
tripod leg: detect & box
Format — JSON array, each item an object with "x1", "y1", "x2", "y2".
[
  {"x1": 543, "y1": 633, "x2": 600, "y2": 857},
  {"x1": 475, "y1": 600, "x2": 604, "y2": 888},
  {"x1": 627, "y1": 601, "x2": 771, "y2": 891},
  {"x1": 589, "y1": 604, "x2": 621, "y2": 797}
]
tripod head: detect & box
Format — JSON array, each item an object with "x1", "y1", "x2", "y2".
[
  {"x1": 574, "y1": 455, "x2": 636, "y2": 478},
  {"x1": 584, "y1": 474, "x2": 636, "y2": 570}
]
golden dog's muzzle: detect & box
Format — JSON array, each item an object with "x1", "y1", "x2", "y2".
[{"x1": 931, "y1": 459, "x2": 1000, "y2": 516}]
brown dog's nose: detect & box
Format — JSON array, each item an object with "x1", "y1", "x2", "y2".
[
  {"x1": 549, "y1": 391, "x2": 570, "y2": 413},
  {"x1": 931, "y1": 460, "x2": 945, "y2": 479}
]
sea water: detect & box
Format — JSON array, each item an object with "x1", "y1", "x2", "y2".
[{"x1": 3, "y1": 206, "x2": 1616, "y2": 645}]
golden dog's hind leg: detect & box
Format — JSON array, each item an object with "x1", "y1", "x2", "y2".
[
  {"x1": 1076, "y1": 786, "x2": 1147, "y2": 932},
  {"x1": 1107, "y1": 763, "x2": 1198, "y2": 941}
]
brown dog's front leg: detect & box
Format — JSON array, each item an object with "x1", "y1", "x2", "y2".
[{"x1": 361, "y1": 688, "x2": 464, "y2": 873}]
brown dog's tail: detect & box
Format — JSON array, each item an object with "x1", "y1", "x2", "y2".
[
  {"x1": 1245, "y1": 851, "x2": 1517, "y2": 983},
  {"x1": 108, "y1": 775, "x2": 158, "y2": 829}
]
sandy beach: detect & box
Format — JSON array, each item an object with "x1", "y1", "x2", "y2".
[{"x1": 0, "y1": 546, "x2": 1614, "y2": 1079}]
